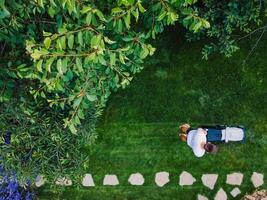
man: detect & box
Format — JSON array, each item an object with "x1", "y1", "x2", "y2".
[
  {"x1": 179, "y1": 124, "x2": 245, "y2": 143},
  {"x1": 180, "y1": 125, "x2": 218, "y2": 157}
]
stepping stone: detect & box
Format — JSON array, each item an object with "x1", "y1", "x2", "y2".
[
  {"x1": 55, "y1": 177, "x2": 72, "y2": 186},
  {"x1": 128, "y1": 173, "x2": 145, "y2": 185},
  {"x1": 103, "y1": 174, "x2": 119, "y2": 186},
  {"x1": 226, "y1": 172, "x2": 243, "y2": 185},
  {"x1": 197, "y1": 194, "x2": 209, "y2": 200},
  {"x1": 35, "y1": 175, "x2": 45, "y2": 187},
  {"x1": 230, "y1": 187, "x2": 241, "y2": 197},
  {"x1": 82, "y1": 174, "x2": 95, "y2": 187},
  {"x1": 201, "y1": 174, "x2": 218, "y2": 190},
  {"x1": 251, "y1": 172, "x2": 264, "y2": 188},
  {"x1": 155, "y1": 172, "x2": 170, "y2": 187},
  {"x1": 214, "y1": 188, "x2": 227, "y2": 200},
  {"x1": 179, "y1": 171, "x2": 196, "y2": 186}
]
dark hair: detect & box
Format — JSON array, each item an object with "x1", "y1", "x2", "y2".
[{"x1": 204, "y1": 143, "x2": 218, "y2": 153}]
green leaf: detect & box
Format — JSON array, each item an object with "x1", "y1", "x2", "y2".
[
  {"x1": 67, "y1": 34, "x2": 74, "y2": 49},
  {"x1": 45, "y1": 57, "x2": 54, "y2": 72},
  {"x1": 140, "y1": 47, "x2": 149, "y2": 59},
  {"x1": 138, "y1": 2, "x2": 146, "y2": 13},
  {"x1": 103, "y1": 37, "x2": 116, "y2": 44},
  {"x1": 76, "y1": 57, "x2": 83, "y2": 68},
  {"x1": 73, "y1": 98, "x2": 82, "y2": 108},
  {"x1": 86, "y1": 13, "x2": 92, "y2": 24},
  {"x1": 80, "y1": 6, "x2": 92, "y2": 14},
  {"x1": 78, "y1": 32, "x2": 83, "y2": 46},
  {"x1": 119, "y1": 54, "x2": 125, "y2": 64},
  {"x1": 98, "y1": 56, "x2": 107, "y2": 66},
  {"x1": 60, "y1": 36, "x2": 66, "y2": 50},
  {"x1": 66, "y1": 0, "x2": 75, "y2": 14},
  {"x1": 117, "y1": 19, "x2": 123, "y2": 32},
  {"x1": 193, "y1": 21, "x2": 202, "y2": 32},
  {"x1": 112, "y1": 7, "x2": 122, "y2": 13},
  {"x1": 69, "y1": 124, "x2": 77, "y2": 134},
  {"x1": 0, "y1": 0, "x2": 10, "y2": 19},
  {"x1": 76, "y1": 57, "x2": 82, "y2": 70},
  {"x1": 91, "y1": 34, "x2": 101, "y2": 48},
  {"x1": 77, "y1": 109, "x2": 85, "y2": 119},
  {"x1": 124, "y1": 12, "x2": 131, "y2": 29},
  {"x1": 203, "y1": 19, "x2": 210, "y2": 28},
  {"x1": 131, "y1": 9, "x2": 139, "y2": 22},
  {"x1": 48, "y1": 6, "x2": 57, "y2": 18},
  {"x1": 86, "y1": 94, "x2": 97, "y2": 102},
  {"x1": 85, "y1": 53, "x2": 96, "y2": 62},
  {"x1": 57, "y1": 59, "x2": 63, "y2": 75},
  {"x1": 37, "y1": 0, "x2": 44, "y2": 8},
  {"x1": 44, "y1": 37, "x2": 51, "y2": 49},
  {"x1": 43, "y1": 31, "x2": 52, "y2": 37},
  {"x1": 96, "y1": 10, "x2": 105, "y2": 21},
  {"x1": 74, "y1": 115, "x2": 81, "y2": 125},
  {"x1": 157, "y1": 10, "x2": 166, "y2": 21},
  {"x1": 31, "y1": 51, "x2": 42, "y2": 61},
  {"x1": 110, "y1": 53, "x2": 116, "y2": 66},
  {"x1": 36, "y1": 60, "x2": 43, "y2": 72}
]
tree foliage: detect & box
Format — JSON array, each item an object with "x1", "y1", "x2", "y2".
[{"x1": 0, "y1": 0, "x2": 265, "y2": 182}]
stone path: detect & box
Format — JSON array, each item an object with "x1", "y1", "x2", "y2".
[
  {"x1": 201, "y1": 174, "x2": 218, "y2": 190},
  {"x1": 103, "y1": 174, "x2": 119, "y2": 186},
  {"x1": 35, "y1": 175, "x2": 45, "y2": 187},
  {"x1": 36, "y1": 171, "x2": 265, "y2": 199},
  {"x1": 82, "y1": 174, "x2": 95, "y2": 187},
  {"x1": 197, "y1": 194, "x2": 209, "y2": 200},
  {"x1": 128, "y1": 173, "x2": 145, "y2": 185},
  {"x1": 55, "y1": 177, "x2": 72, "y2": 186},
  {"x1": 214, "y1": 188, "x2": 227, "y2": 200},
  {"x1": 230, "y1": 187, "x2": 241, "y2": 197},
  {"x1": 226, "y1": 172, "x2": 243, "y2": 185},
  {"x1": 179, "y1": 171, "x2": 196, "y2": 186},
  {"x1": 155, "y1": 171, "x2": 170, "y2": 187},
  {"x1": 251, "y1": 172, "x2": 264, "y2": 188}
]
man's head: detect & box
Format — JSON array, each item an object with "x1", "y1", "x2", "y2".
[
  {"x1": 179, "y1": 133, "x2": 187, "y2": 142},
  {"x1": 179, "y1": 123, "x2": 190, "y2": 133},
  {"x1": 204, "y1": 143, "x2": 219, "y2": 154}
]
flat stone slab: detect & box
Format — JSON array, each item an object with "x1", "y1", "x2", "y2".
[
  {"x1": 55, "y1": 177, "x2": 72, "y2": 186},
  {"x1": 128, "y1": 173, "x2": 145, "y2": 185},
  {"x1": 103, "y1": 174, "x2": 119, "y2": 186},
  {"x1": 179, "y1": 171, "x2": 196, "y2": 186},
  {"x1": 197, "y1": 194, "x2": 209, "y2": 200},
  {"x1": 251, "y1": 172, "x2": 264, "y2": 188},
  {"x1": 201, "y1": 174, "x2": 218, "y2": 190},
  {"x1": 214, "y1": 188, "x2": 227, "y2": 200},
  {"x1": 82, "y1": 174, "x2": 95, "y2": 187},
  {"x1": 226, "y1": 172, "x2": 243, "y2": 185},
  {"x1": 155, "y1": 172, "x2": 170, "y2": 187},
  {"x1": 35, "y1": 175, "x2": 45, "y2": 187},
  {"x1": 230, "y1": 187, "x2": 241, "y2": 197}
]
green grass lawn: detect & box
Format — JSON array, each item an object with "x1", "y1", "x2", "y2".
[{"x1": 39, "y1": 28, "x2": 267, "y2": 199}]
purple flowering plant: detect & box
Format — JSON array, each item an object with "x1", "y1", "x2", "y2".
[{"x1": 0, "y1": 132, "x2": 34, "y2": 200}]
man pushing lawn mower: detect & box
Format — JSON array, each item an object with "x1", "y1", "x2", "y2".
[{"x1": 179, "y1": 124, "x2": 245, "y2": 157}]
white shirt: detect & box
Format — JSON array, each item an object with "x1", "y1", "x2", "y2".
[
  {"x1": 221, "y1": 127, "x2": 244, "y2": 142},
  {"x1": 187, "y1": 128, "x2": 207, "y2": 157}
]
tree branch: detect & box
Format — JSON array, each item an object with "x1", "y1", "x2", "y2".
[
  {"x1": 243, "y1": 26, "x2": 266, "y2": 64},
  {"x1": 238, "y1": 24, "x2": 267, "y2": 41}
]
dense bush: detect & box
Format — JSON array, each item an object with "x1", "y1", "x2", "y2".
[{"x1": 0, "y1": 0, "x2": 265, "y2": 182}]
